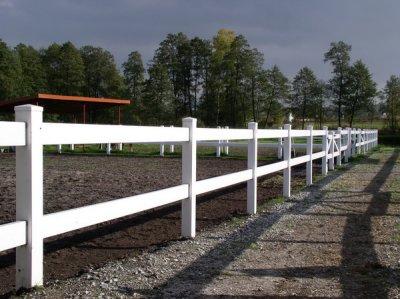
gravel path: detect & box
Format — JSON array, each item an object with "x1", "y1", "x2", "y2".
[{"x1": 24, "y1": 147, "x2": 400, "y2": 298}]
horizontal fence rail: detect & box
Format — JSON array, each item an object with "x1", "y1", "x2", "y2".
[{"x1": 0, "y1": 104, "x2": 378, "y2": 290}]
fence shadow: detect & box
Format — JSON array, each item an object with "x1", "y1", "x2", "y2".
[
  {"x1": 150, "y1": 165, "x2": 355, "y2": 297},
  {"x1": 238, "y1": 149, "x2": 400, "y2": 298}
]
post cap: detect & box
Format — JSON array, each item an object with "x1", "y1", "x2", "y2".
[{"x1": 14, "y1": 104, "x2": 43, "y2": 112}]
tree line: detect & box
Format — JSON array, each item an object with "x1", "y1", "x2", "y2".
[{"x1": 0, "y1": 29, "x2": 399, "y2": 130}]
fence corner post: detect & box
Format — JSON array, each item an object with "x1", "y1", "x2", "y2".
[
  {"x1": 283, "y1": 124, "x2": 291, "y2": 197},
  {"x1": 181, "y1": 117, "x2": 197, "y2": 238},
  {"x1": 322, "y1": 126, "x2": 328, "y2": 175},
  {"x1": 15, "y1": 104, "x2": 44, "y2": 289},
  {"x1": 337, "y1": 127, "x2": 342, "y2": 166},
  {"x1": 306, "y1": 125, "x2": 313, "y2": 186},
  {"x1": 247, "y1": 122, "x2": 258, "y2": 214},
  {"x1": 278, "y1": 126, "x2": 283, "y2": 159}
]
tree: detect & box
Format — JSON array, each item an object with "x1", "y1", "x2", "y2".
[
  {"x1": 41, "y1": 42, "x2": 85, "y2": 95},
  {"x1": 204, "y1": 29, "x2": 236, "y2": 126},
  {"x1": 123, "y1": 51, "x2": 145, "y2": 100},
  {"x1": 0, "y1": 39, "x2": 22, "y2": 101},
  {"x1": 80, "y1": 45, "x2": 124, "y2": 98},
  {"x1": 259, "y1": 65, "x2": 289, "y2": 127},
  {"x1": 142, "y1": 62, "x2": 175, "y2": 125},
  {"x1": 345, "y1": 60, "x2": 377, "y2": 127},
  {"x1": 324, "y1": 41, "x2": 352, "y2": 127},
  {"x1": 15, "y1": 43, "x2": 47, "y2": 96},
  {"x1": 383, "y1": 75, "x2": 400, "y2": 131},
  {"x1": 123, "y1": 51, "x2": 145, "y2": 124},
  {"x1": 313, "y1": 80, "x2": 327, "y2": 129},
  {"x1": 289, "y1": 67, "x2": 321, "y2": 129},
  {"x1": 190, "y1": 37, "x2": 212, "y2": 118}
]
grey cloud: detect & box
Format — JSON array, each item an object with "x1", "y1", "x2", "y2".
[{"x1": 1, "y1": 0, "x2": 399, "y2": 87}]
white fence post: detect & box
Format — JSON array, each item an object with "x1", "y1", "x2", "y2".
[
  {"x1": 15, "y1": 105, "x2": 44, "y2": 289},
  {"x1": 345, "y1": 127, "x2": 351, "y2": 163},
  {"x1": 216, "y1": 126, "x2": 221, "y2": 157},
  {"x1": 169, "y1": 126, "x2": 175, "y2": 153},
  {"x1": 247, "y1": 122, "x2": 258, "y2": 214},
  {"x1": 224, "y1": 126, "x2": 229, "y2": 155},
  {"x1": 106, "y1": 143, "x2": 111, "y2": 155},
  {"x1": 351, "y1": 129, "x2": 356, "y2": 157},
  {"x1": 70, "y1": 144, "x2": 74, "y2": 151},
  {"x1": 357, "y1": 129, "x2": 362, "y2": 155},
  {"x1": 182, "y1": 118, "x2": 197, "y2": 238},
  {"x1": 362, "y1": 130, "x2": 366, "y2": 154},
  {"x1": 337, "y1": 127, "x2": 342, "y2": 166},
  {"x1": 322, "y1": 126, "x2": 328, "y2": 175},
  {"x1": 278, "y1": 126, "x2": 283, "y2": 159},
  {"x1": 118, "y1": 143, "x2": 123, "y2": 151},
  {"x1": 160, "y1": 126, "x2": 165, "y2": 157},
  {"x1": 329, "y1": 131, "x2": 335, "y2": 170},
  {"x1": 283, "y1": 124, "x2": 291, "y2": 197},
  {"x1": 57, "y1": 144, "x2": 62, "y2": 154},
  {"x1": 306, "y1": 125, "x2": 313, "y2": 186}
]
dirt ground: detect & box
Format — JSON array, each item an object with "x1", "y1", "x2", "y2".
[
  {"x1": 0, "y1": 153, "x2": 311, "y2": 296},
  {"x1": 20, "y1": 146, "x2": 399, "y2": 298}
]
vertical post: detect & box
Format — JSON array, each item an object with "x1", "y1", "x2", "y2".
[
  {"x1": 224, "y1": 126, "x2": 229, "y2": 155},
  {"x1": 57, "y1": 144, "x2": 62, "y2": 154},
  {"x1": 362, "y1": 130, "x2": 366, "y2": 154},
  {"x1": 15, "y1": 105, "x2": 44, "y2": 289},
  {"x1": 329, "y1": 131, "x2": 335, "y2": 170},
  {"x1": 70, "y1": 144, "x2": 75, "y2": 151},
  {"x1": 345, "y1": 127, "x2": 351, "y2": 163},
  {"x1": 118, "y1": 143, "x2": 123, "y2": 151},
  {"x1": 182, "y1": 118, "x2": 197, "y2": 238},
  {"x1": 277, "y1": 126, "x2": 283, "y2": 159},
  {"x1": 357, "y1": 129, "x2": 362, "y2": 154},
  {"x1": 306, "y1": 125, "x2": 313, "y2": 186},
  {"x1": 322, "y1": 126, "x2": 328, "y2": 175},
  {"x1": 216, "y1": 126, "x2": 221, "y2": 157},
  {"x1": 247, "y1": 122, "x2": 258, "y2": 214},
  {"x1": 283, "y1": 124, "x2": 291, "y2": 197},
  {"x1": 169, "y1": 126, "x2": 175, "y2": 153},
  {"x1": 337, "y1": 127, "x2": 342, "y2": 166},
  {"x1": 106, "y1": 143, "x2": 111, "y2": 155},
  {"x1": 160, "y1": 126, "x2": 165, "y2": 157}
]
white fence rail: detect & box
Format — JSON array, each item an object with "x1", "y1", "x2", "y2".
[{"x1": 0, "y1": 105, "x2": 378, "y2": 290}]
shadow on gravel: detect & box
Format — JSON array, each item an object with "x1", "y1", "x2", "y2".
[
  {"x1": 152, "y1": 165, "x2": 353, "y2": 297},
  {"x1": 240, "y1": 149, "x2": 400, "y2": 298}
]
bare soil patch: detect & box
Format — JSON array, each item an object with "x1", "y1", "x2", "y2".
[{"x1": 0, "y1": 154, "x2": 312, "y2": 296}]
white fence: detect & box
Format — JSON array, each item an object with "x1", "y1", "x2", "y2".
[{"x1": 0, "y1": 105, "x2": 378, "y2": 290}]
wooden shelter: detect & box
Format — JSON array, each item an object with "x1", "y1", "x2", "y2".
[{"x1": 0, "y1": 93, "x2": 131, "y2": 124}]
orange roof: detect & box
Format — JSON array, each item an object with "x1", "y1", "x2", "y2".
[{"x1": 0, "y1": 93, "x2": 131, "y2": 114}]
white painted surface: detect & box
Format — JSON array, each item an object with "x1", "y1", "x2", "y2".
[
  {"x1": 0, "y1": 121, "x2": 26, "y2": 146},
  {"x1": 43, "y1": 185, "x2": 188, "y2": 238},
  {"x1": 0, "y1": 221, "x2": 26, "y2": 251},
  {"x1": 181, "y1": 118, "x2": 196, "y2": 238},
  {"x1": 247, "y1": 122, "x2": 258, "y2": 214},
  {"x1": 15, "y1": 105, "x2": 44, "y2": 289}
]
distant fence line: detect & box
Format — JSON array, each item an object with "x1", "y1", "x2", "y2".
[{"x1": 0, "y1": 104, "x2": 378, "y2": 290}]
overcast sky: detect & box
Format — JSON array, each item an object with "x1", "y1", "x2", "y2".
[{"x1": 1, "y1": 0, "x2": 399, "y2": 87}]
